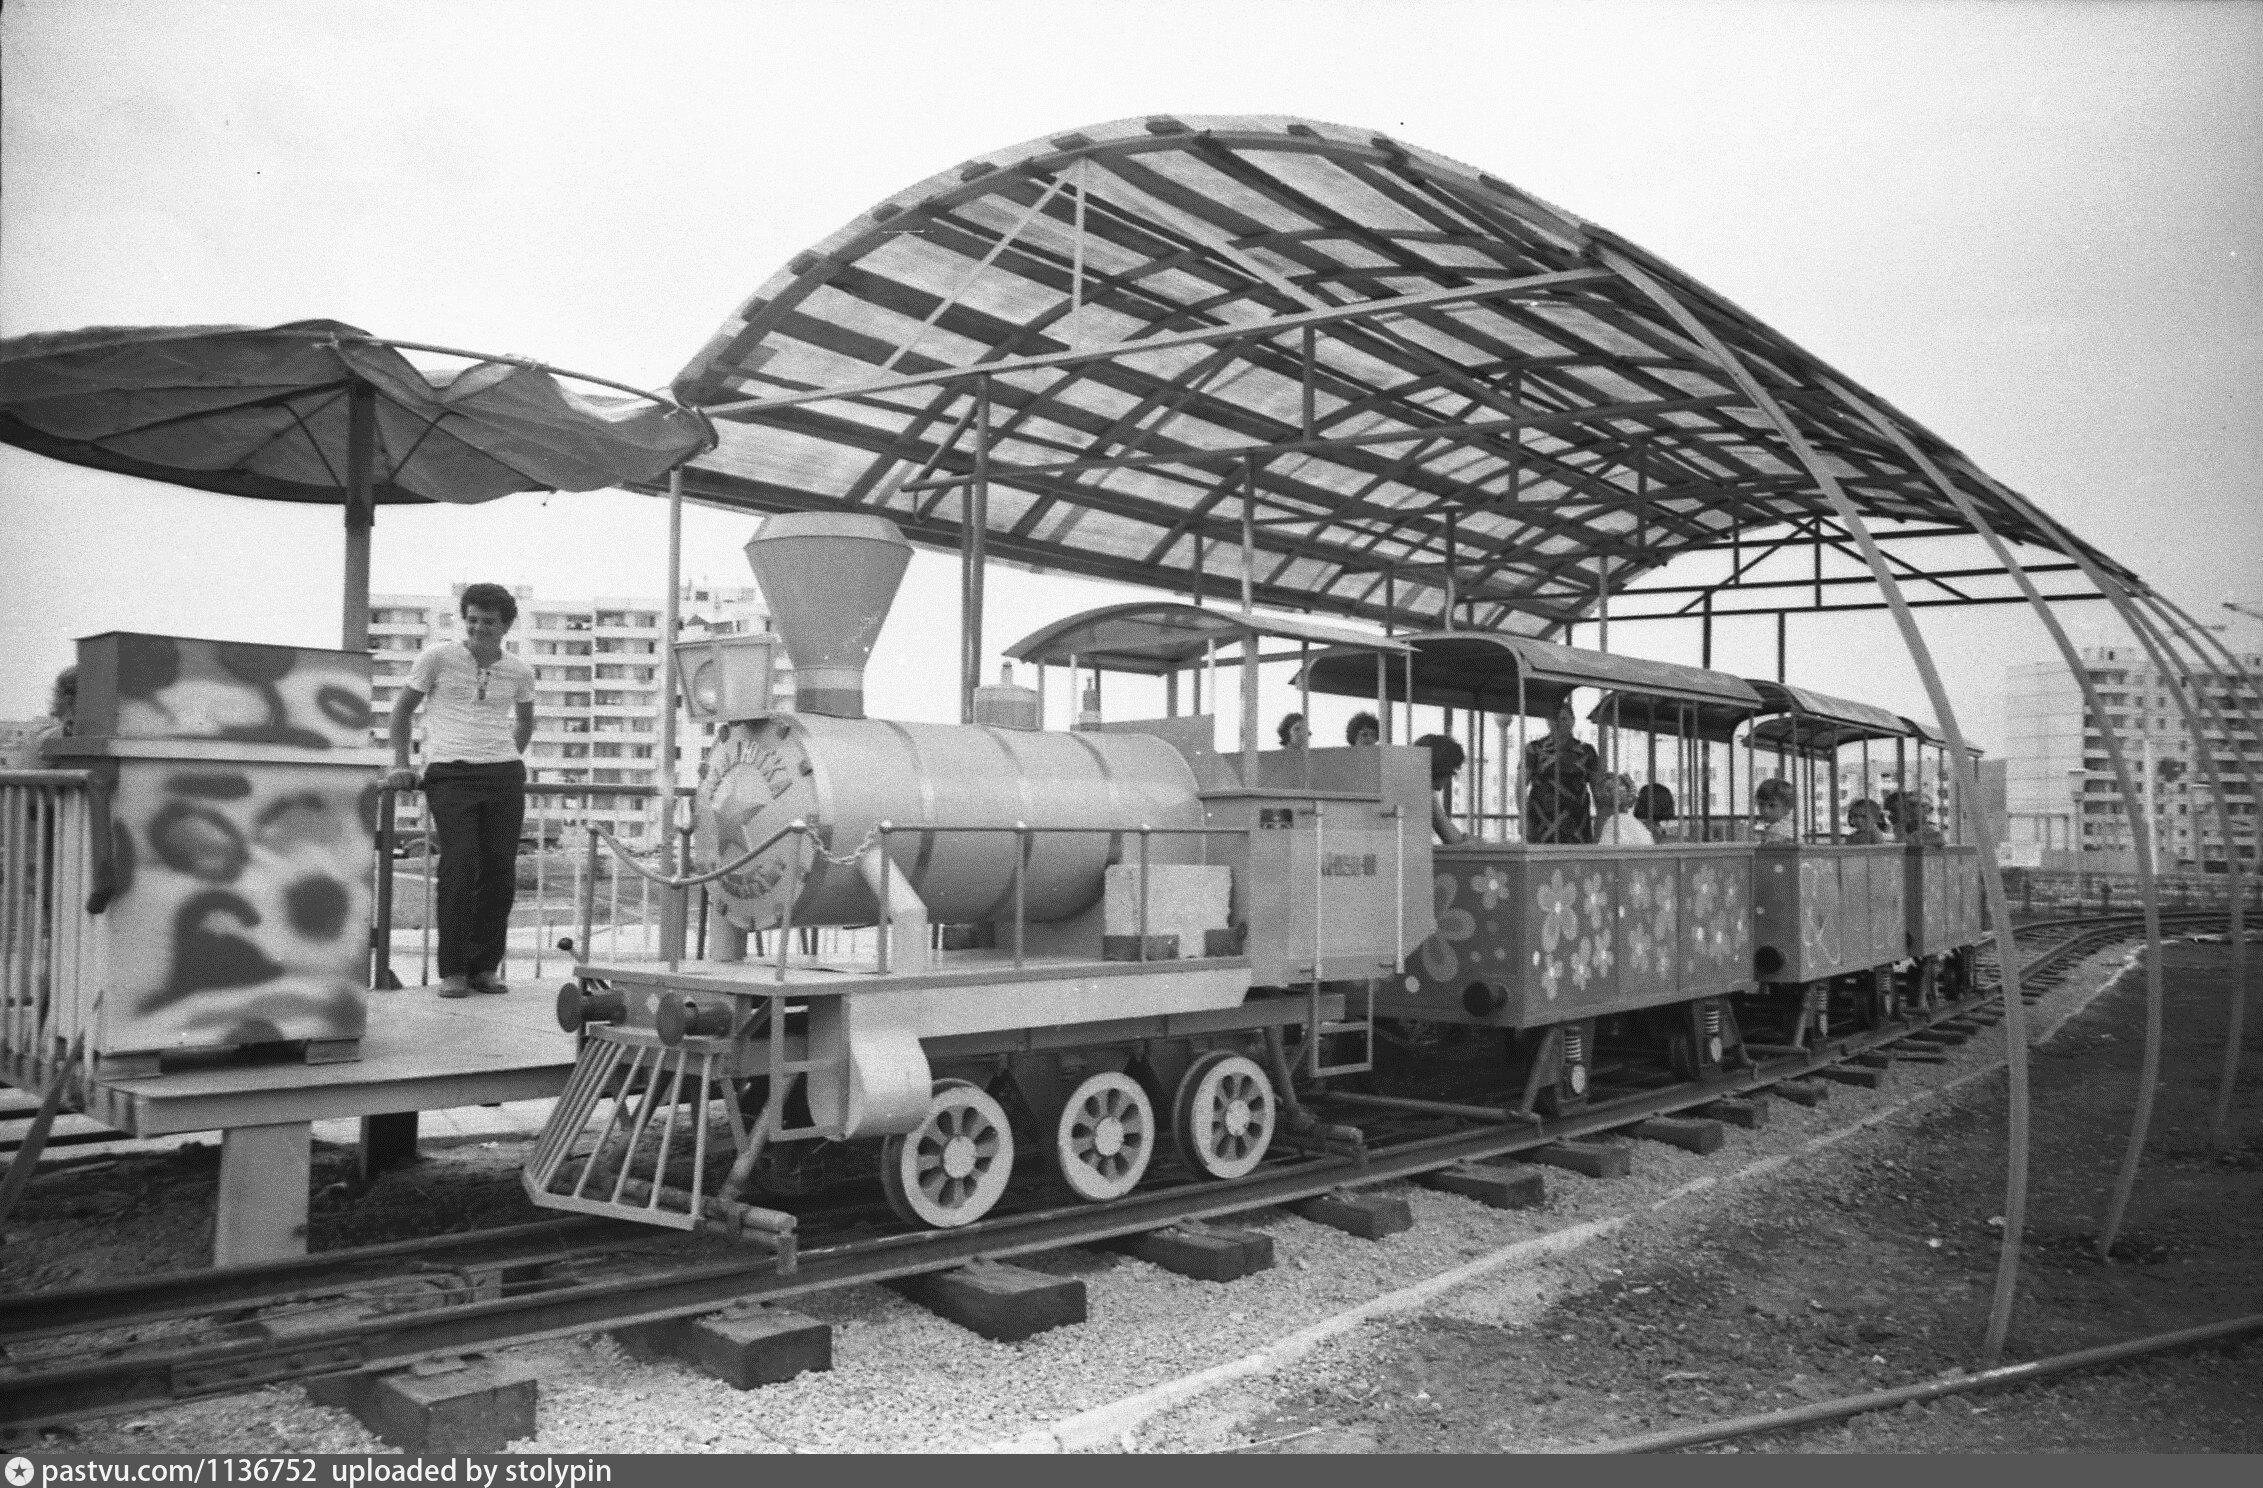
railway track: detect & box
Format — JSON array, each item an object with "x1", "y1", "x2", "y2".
[{"x1": 0, "y1": 909, "x2": 2227, "y2": 1433}]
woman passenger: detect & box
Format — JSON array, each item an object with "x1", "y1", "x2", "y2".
[
  {"x1": 1595, "y1": 773, "x2": 1654, "y2": 845},
  {"x1": 1522, "y1": 696, "x2": 1599, "y2": 844},
  {"x1": 1346, "y1": 712, "x2": 1380, "y2": 747},
  {"x1": 1633, "y1": 783, "x2": 1678, "y2": 842},
  {"x1": 1883, "y1": 789, "x2": 1945, "y2": 846},
  {"x1": 1414, "y1": 733, "x2": 1468, "y2": 845},
  {"x1": 1277, "y1": 712, "x2": 1310, "y2": 749}
]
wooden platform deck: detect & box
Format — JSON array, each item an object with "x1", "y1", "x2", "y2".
[{"x1": 80, "y1": 984, "x2": 579, "y2": 1138}]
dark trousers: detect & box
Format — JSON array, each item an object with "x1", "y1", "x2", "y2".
[{"x1": 423, "y1": 760, "x2": 526, "y2": 978}]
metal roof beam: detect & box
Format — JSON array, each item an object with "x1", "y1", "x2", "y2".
[{"x1": 697, "y1": 268, "x2": 1612, "y2": 418}]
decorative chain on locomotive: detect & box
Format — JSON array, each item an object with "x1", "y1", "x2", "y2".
[{"x1": 524, "y1": 514, "x2": 1985, "y2": 1246}]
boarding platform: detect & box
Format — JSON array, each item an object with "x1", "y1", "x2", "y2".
[{"x1": 17, "y1": 983, "x2": 576, "y2": 1268}]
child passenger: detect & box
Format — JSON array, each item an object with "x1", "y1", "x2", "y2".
[
  {"x1": 1754, "y1": 777, "x2": 1797, "y2": 843},
  {"x1": 1415, "y1": 733, "x2": 1469, "y2": 845},
  {"x1": 1594, "y1": 773, "x2": 1654, "y2": 845},
  {"x1": 1845, "y1": 798, "x2": 1889, "y2": 844}
]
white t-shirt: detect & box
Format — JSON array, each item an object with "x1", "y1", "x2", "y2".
[
  {"x1": 405, "y1": 642, "x2": 534, "y2": 765},
  {"x1": 1596, "y1": 811, "x2": 1654, "y2": 846}
]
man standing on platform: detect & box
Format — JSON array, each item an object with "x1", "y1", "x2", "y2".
[{"x1": 384, "y1": 583, "x2": 536, "y2": 998}]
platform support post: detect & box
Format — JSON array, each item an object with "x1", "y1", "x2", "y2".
[
  {"x1": 358, "y1": 1111, "x2": 419, "y2": 1182},
  {"x1": 216, "y1": 1121, "x2": 311, "y2": 1266}
]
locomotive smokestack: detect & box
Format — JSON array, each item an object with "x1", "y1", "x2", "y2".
[{"x1": 742, "y1": 512, "x2": 913, "y2": 719}]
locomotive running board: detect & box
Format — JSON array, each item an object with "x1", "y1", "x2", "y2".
[{"x1": 522, "y1": 1036, "x2": 798, "y2": 1270}]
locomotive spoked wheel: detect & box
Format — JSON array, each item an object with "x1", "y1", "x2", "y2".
[
  {"x1": 880, "y1": 1079, "x2": 1015, "y2": 1228},
  {"x1": 1050, "y1": 1071, "x2": 1155, "y2": 1201},
  {"x1": 1171, "y1": 1051, "x2": 1276, "y2": 1180}
]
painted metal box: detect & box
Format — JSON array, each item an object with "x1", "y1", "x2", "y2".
[
  {"x1": 71, "y1": 632, "x2": 373, "y2": 748},
  {"x1": 1241, "y1": 799, "x2": 1421, "y2": 986},
  {"x1": 1907, "y1": 844, "x2": 1984, "y2": 960},
  {"x1": 1392, "y1": 843, "x2": 1754, "y2": 1027},
  {"x1": 1206, "y1": 744, "x2": 1435, "y2": 989},
  {"x1": 49, "y1": 632, "x2": 381, "y2": 1062},
  {"x1": 1750, "y1": 844, "x2": 1908, "y2": 985}
]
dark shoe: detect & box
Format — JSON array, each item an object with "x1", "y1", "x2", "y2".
[
  {"x1": 437, "y1": 974, "x2": 473, "y2": 999},
  {"x1": 472, "y1": 971, "x2": 510, "y2": 995}
]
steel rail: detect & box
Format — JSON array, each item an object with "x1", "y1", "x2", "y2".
[
  {"x1": 1571, "y1": 1311, "x2": 2263, "y2": 1454},
  {"x1": 0, "y1": 1218, "x2": 642, "y2": 1340},
  {"x1": 0, "y1": 911, "x2": 2220, "y2": 1430}
]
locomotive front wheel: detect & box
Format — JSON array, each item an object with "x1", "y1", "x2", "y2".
[
  {"x1": 1050, "y1": 1071, "x2": 1155, "y2": 1202},
  {"x1": 880, "y1": 1079, "x2": 1015, "y2": 1229},
  {"x1": 1172, "y1": 1052, "x2": 1276, "y2": 1180}
]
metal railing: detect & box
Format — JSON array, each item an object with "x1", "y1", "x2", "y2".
[
  {"x1": 2000, "y1": 866, "x2": 2262, "y2": 919},
  {"x1": 374, "y1": 781, "x2": 697, "y2": 989},
  {"x1": 582, "y1": 816, "x2": 1256, "y2": 978},
  {"x1": 0, "y1": 771, "x2": 99, "y2": 1091},
  {"x1": 371, "y1": 782, "x2": 897, "y2": 989}
]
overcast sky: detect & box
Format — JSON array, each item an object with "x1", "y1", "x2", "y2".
[{"x1": 3, "y1": 0, "x2": 2258, "y2": 754}]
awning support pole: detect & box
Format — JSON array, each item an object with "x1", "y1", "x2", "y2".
[
  {"x1": 960, "y1": 376, "x2": 991, "y2": 724},
  {"x1": 342, "y1": 381, "x2": 375, "y2": 652},
  {"x1": 1443, "y1": 512, "x2": 1458, "y2": 632},
  {"x1": 1598, "y1": 561, "x2": 1610, "y2": 653},
  {"x1": 658, "y1": 467, "x2": 686, "y2": 963}
]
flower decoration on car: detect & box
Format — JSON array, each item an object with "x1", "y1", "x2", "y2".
[
  {"x1": 1801, "y1": 859, "x2": 1842, "y2": 966},
  {"x1": 1419, "y1": 870, "x2": 1478, "y2": 984},
  {"x1": 1537, "y1": 870, "x2": 1578, "y2": 955},
  {"x1": 1581, "y1": 872, "x2": 1609, "y2": 933}
]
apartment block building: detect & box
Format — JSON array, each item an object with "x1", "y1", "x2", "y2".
[
  {"x1": 368, "y1": 583, "x2": 789, "y2": 845},
  {"x1": 2002, "y1": 644, "x2": 2260, "y2": 873}
]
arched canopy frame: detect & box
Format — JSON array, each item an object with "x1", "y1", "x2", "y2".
[{"x1": 664, "y1": 114, "x2": 2126, "y2": 638}]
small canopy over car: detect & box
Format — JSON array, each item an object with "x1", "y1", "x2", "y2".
[
  {"x1": 1304, "y1": 631, "x2": 1761, "y2": 725},
  {"x1": 1745, "y1": 681, "x2": 1915, "y2": 758},
  {"x1": 1006, "y1": 601, "x2": 1408, "y2": 675}
]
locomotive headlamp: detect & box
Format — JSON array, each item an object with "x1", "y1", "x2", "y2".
[{"x1": 675, "y1": 631, "x2": 780, "y2": 723}]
